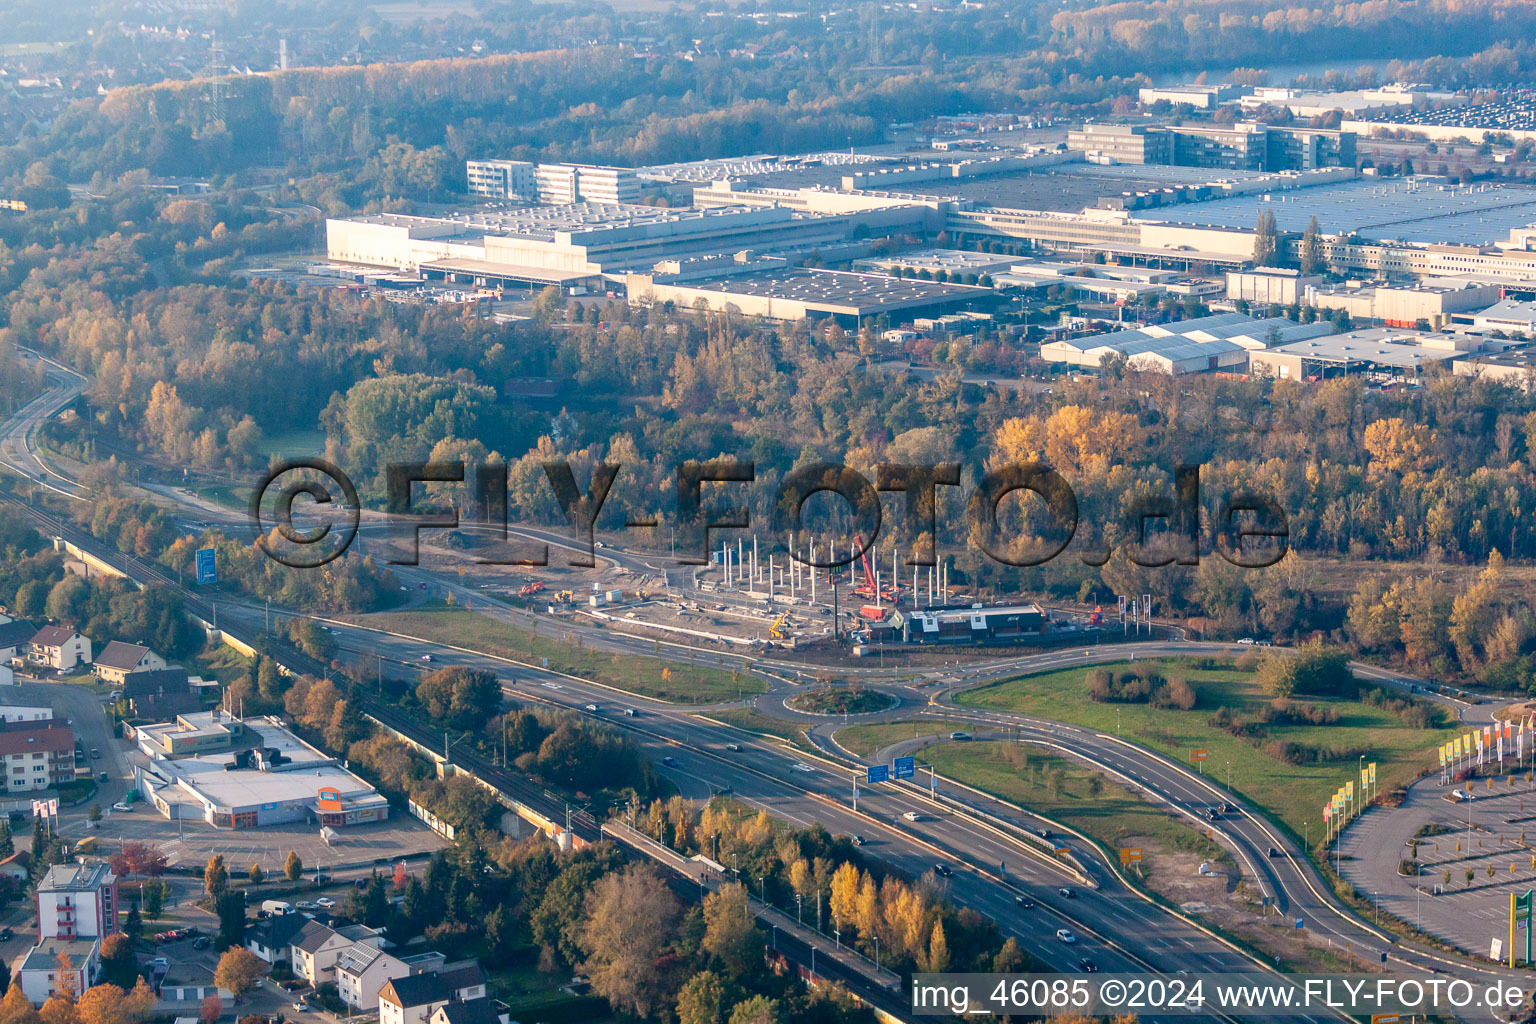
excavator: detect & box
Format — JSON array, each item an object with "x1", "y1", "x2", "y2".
[
  {"x1": 769, "y1": 611, "x2": 791, "y2": 639},
  {"x1": 516, "y1": 581, "x2": 546, "y2": 598}
]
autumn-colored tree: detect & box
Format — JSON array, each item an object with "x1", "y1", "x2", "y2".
[
  {"x1": 198, "y1": 994, "x2": 221, "y2": 1024},
  {"x1": 1363, "y1": 417, "x2": 1432, "y2": 474},
  {"x1": 927, "y1": 918, "x2": 951, "y2": 973},
  {"x1": 204, "y1": 855, "x2": 228, "y2": 897},
  {"x1": 213, "y1": 949, "x2": 264, "y2": 1001},
  {"x1": 828, "y1": 862, "x2": 861, "y2": 929},
  {"x1": 701, "y1": 884, "x2": 761, "y2": 979}
]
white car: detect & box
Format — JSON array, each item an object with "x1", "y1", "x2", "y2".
[
  {"x1": 791, "y1": 763, "x2": 815, "y2": 773},
  {"x1": 902, "y1": 811, "x2": 921, "y2": 822},
  {"x1": 1236, "y1": 637, "x2": 1256, "y2": 645},
  {"x1": 585, "y1": 704, "x2": 600, "y2": 712},
  {"x1": 315, "y1": 897, "x2": 335, "y2": 909},
  {"x1": 111, "y1": 802, "x2": 132, "y2": 812},
  {"x1": 1056, "y1": 929, "x2": 1076, "y2": 943}
]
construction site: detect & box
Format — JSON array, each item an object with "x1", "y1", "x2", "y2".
[{"x1": 522, "y1": 535, "x2": 1117, "y2": 656}]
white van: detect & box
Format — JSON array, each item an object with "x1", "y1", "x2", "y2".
[{"x1": 261, "y1": 900, "x2": 294, "y2": 915}]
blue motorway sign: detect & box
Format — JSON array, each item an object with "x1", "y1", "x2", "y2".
[
  {"x1": 867, "y1": 764, "x2": 890, "y2": 784},
  {"x1": 894, "y1": 755, "x2": 916, "y2": 780},
  {"x1": 194, "y1": 547, "x2": 217, "y2": 585}
]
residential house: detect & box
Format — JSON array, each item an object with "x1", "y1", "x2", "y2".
[
  {"x1": 429, "y1": 1000, "x2": 507, "y2": 1024},
  {"x1": 290, "y1": 922, "x2": 386, "y2": 987},
  {"x1": 379, "y1": 974, "x2": 450, "y2": 1024},
  {"x1": 123, "y1": 668, "x2": 199, "y2": 720},
  {"x1": 0, "y1": 851, "x2": 30, "y2": 883},
  {"x1": 25, "y1": 627, "x2": 91, "y2": 672},
  {"x1": 36, "y1": 863, "x2": 118, "y2": 940},
  {"x1": 0, "y1": 724, "x2": 78, "y2": 793},
  {"x1": 0, "y1": 621, "x2": 37, "y2": 665},
  {"x1": 246, "y1": 913, "x2": 309, "y2": 965},
  {"x1": 92, "y1": 642, "x2": 166, "y2": 686},
  {"x1": 16, "y1": 937, "x2": 101, "y2": 1004},
  {"x1": 437, "y1": 962, "x2": 487, "y2": 1002},
  {"x1": 335, "y1": 944, "x2": 410, "y2": 1011}
]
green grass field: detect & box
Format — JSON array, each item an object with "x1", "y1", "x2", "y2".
[
  {"x1": 956, "y1": 658, "x2": 1457, "y2": 837},
  {"x1": 922, "y1": 741, "x2": 1227, "y2": 873},
  {"x1": 696, "y1": 709, "x2": 814, "y2": 748},
  {"x1": 835, "y1": 720, "x2": 935, "y2": 758},
  {"x1": 356, "y1": 604, "x2": 765, "y2": 704}
]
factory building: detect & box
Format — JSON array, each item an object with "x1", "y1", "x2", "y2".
[
  {"x1": 1227, "y1": 268, "x2": 1323, "y2": 307},
  {"x1": 1068, "y1": 123, "x2": 1354, "y2": 172},
  {"x1": 625, "y1": 268, "x2": 994, "y2": 324},
  {"x1": 1040, "y1": 313, "x2": 1333, "y2": 375},
  {"x1": 1248, "y1": 328, "x2": 1475, "y2": 381},
  {"x1": 1303, "y1": 281, "x2": 1503, "y2": 328}
]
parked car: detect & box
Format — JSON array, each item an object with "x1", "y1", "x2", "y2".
[
  {"x1": 111, "y1": 802, "x2": 132, "y2": 812},
  {"x1": 193, "y1": 937, "x2": 210, "y2": 949},
  {"x1": 315, "y1": 897, "x2": 335, "y2": 909}
]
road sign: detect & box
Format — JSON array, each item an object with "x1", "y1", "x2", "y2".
[
  {"x1": 1371, "y1": 1015, "x2": 1401, "y2": 1024},
  {"x1": 194, "y1": 547, "x2": 217, "y2": 585},
  {"x1": 1119, "y1": 848, "x2": 1142, "y2": 864},
  {"x1": 894, "y1": 756, "x2": 916, "y2": 780},
  {"x1": 867, "y1": 764, "x2": 890, "y2": 784},
  {"x1": 1295, "y1": 918, "x2": 1304, "y2": 930},
  {"x1": 1190, "y1": 749, "x2": 1209, "y2": 762}
]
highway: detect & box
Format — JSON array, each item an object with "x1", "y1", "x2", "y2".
[{"x1": 0, "y1": 369, "x2": 1516, "y2": 1020}]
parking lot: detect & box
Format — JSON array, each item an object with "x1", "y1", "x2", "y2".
[
  {"x1": 80, "y1": 809, "x2": 447, "y2": 875},
  {"x1": 1340, "y1": 771, "x2": 1536, "y2": 954}
]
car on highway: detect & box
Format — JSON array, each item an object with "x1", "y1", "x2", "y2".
[
  {"x1": 1056, "y1": 929, "x2": 1076, "y2": 943},
  {"x1": 1058, "y1": 887, "x2": 1075, "y2": 898},
  {"x1": 1014, "y1": 896, "x2": 1033, "y2": 908},
  {"x1": 1267, "y1": 846, "x2": 1281, "y2": 858},
  {"x1": 1078, "y1": 958, "x2": 1098, "y2": 973},
  {"x1": 661, "y1": 756, "x2": 678, "y2": 767},
  {"x1": 420, "y1": 654, "x2": 433, "y2": 662},
  {"x1": 791, "y1": 763, "x2": 815, "y2": 773},
  {"x1": 902, "y1": 811, "x2": 921, "y2": 821},
  {"x1": 724, "y1": 743, "x2": 741, "y2": 752},
  {"x1": 932, "y1": 863, "x2": 951, "y2": 877},
  {"x1": 949, "y1": 731, "x2": 971, "y2": 741},
  {"x1": 624, "y1": 708, "x2": 637, "y2": 716},
  {"x1": 585, "y1": 703, "x2": 600, "y2": 712},
  {"x1": 111, "y1": 802, "x2": 132, "y2": 812},
  {"x1": 1236, "y1": 637, "x2": 1256, "y2": 645}
]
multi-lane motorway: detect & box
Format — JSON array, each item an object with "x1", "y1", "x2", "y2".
[{"x1": 0, "y1": 364, "x2": 1523, "y2": 1020}]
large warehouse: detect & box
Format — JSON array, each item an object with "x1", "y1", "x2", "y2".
[
  {"x1": 1040, "y1": 313, "x2": 1334, "y2": 375},
  {"x1": 625, "y1": 267, "x2": 995, "y2": 323},
  {"x1": 1248, "y1": 328, "x2": 1474, "y2": 381},
  {"x1": 134, "y1": 714, "x2": 389, "y2": 830}
]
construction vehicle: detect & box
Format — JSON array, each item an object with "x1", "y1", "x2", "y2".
[
  {"x1": 851, "y1": 534, "x2": 900, "y2": 604},
  {"x1": 769, "y1": 611, "x2": 791, "y2": 639},
  {"x1": 554, "y1": 590, "x2": 574, "y2": 603},
  {"x1": 516, "y1": 581, "x2": 545, "y2": 598},
  {"x1": 1088, "y1": 605, "x2": 1102, "y2": 626}
]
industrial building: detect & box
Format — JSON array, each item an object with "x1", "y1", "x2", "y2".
[
  {"x1": 1068, "y1": 122, "x2": 1354, "y2": 173},
  {"x1": 1040, "y1": 313, "x2": 1334, "y2": 375},
  {"x1": 1137, "y1": 84, "x2": 1241, "y2": 109},
  {"x1": 1248, "y1": 328, "x2": 1475, "y2": 381},
  {"x1": 465, "y1": 161, "x2": 640, "y2": 204},
  {"x1": 1303, "y1": 281, "x2": 1503, "y2": 328},
  {"x1": 899, "y1": 603, "x2": 1045, "y2": 644},
  {"x1": 1226, "y1": 268, "x2": 1323, "y2": 307},
  {"x1": 133, "y1": 715, "x2": 389, "y2": 830},
  {"x1": 625, "y1": 268, "x2": 994, "y2": 323},
  {"x1": 853, "y1": 248, "x2": 1016, "y2": 278},
  {"x1": 326, "y1": 203, "x2": 884, "y2": 290}
]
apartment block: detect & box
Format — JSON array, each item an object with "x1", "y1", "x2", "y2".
[{"x1": 36, "y1": 863, "x2": 118, "y2": 940}]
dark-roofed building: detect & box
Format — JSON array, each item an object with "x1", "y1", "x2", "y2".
[
  {"x1": 0, "y1": 620, "x2": 37, "y2": 662},
  {"x1": 247, "y1": 913, "x2": 310, "y2": 964},
  {"x1": 379, "y1": 973, "x2": 450, "y2": 1024},
  {"x1": 24, "y1": 626, "x2": 90, "y2": 672},
  {"x1": 429, "y1": 999, "x2": 506, "y2": 1024},
  {"x1": 124, "y1": 668, "x2": 198, "y2": 719},
  {"x1": 93, "y1": 642, "x2": 165, "y2": 686},
  {"x1": 436, "y1": 963, "x2": 486, "y2": 1001}
]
